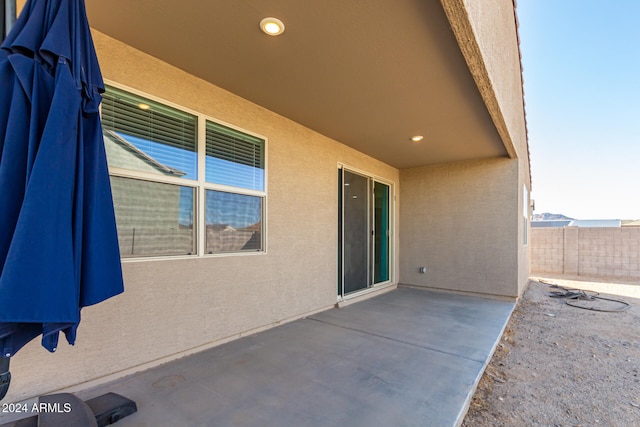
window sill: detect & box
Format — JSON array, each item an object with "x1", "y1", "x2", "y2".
[{"x1": 121, "y1": 251, "x2": 267, "y2": 263}]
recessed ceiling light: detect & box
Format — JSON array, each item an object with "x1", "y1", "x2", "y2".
[
  {"x1": 260, "y1": 17, "x2": 285, "y2": 36},
  {"x1": 411, "y1": 135, "x2": 424, "y2": 142},
  {"x1": 138, "y1": 103, "x2": 151, "y2": 111}
]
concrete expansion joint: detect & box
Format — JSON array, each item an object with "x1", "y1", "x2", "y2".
[{"x1": 306, "y1": 317, "x2": 485, "y2": 364}]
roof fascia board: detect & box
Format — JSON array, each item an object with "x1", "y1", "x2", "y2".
[{"x1": 439, "y1": 0, "x2": 518, "y2": 160}]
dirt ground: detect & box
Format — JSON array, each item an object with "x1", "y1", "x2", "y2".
[{"x1": 462, "y1": 276, "x2": 640, "y2": 427}]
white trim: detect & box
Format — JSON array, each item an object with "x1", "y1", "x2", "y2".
[
  {"x1": 367, "y1": 177, "x2": 371, "y2": 287},
  {"x1": 337, "y1": 282, "x2": 397, "y2": 306},
  {"x1": 108, "y1": 167, "x2": 198, "y2": 187},
  {"x1": 523, "y1": 184, "x2": 529, "y2": 247},
  {"x1": 103, "y1": 80, "x2": 268, "y2": 261},
  {"x1": 120, "y1": 250, "x2": 266, "y2": 263},
  {"x1": 339, "y1": 168, "x2": 345, "y2": 297},
  {"x1": 337, "y1": 162, "x2": 395, "y2": 187},
  {"x1": 337, "y1": 164, "x2": 397, "y2": 299},
  {"x1": 197, "y1": 118, "x2": 207, "y2": 256},
  {"x1": 262, "y1": 190, "x2": 269, "y2": 255},
  {"x1": 202, "y1": 182, "x2": 266, "y2": 198},
  {"x1": 389, "y1": 178, "x2": 397, "y2": 284}
]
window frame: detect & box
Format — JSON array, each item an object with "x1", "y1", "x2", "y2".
[
  {"x1": 523, "y1": 184, "x2": 529, "y2": 246},
  {"x1": 108, "y1": 175, "x2": 199, "y2": 257},
  {"x1": 103, "y1": 81, "x2": 268, "y2": 261}
]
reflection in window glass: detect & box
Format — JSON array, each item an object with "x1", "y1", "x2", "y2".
[
  {"x1": 206, "y1": 156, "x2": 265, "y2": 191},
  {"x1": 206, "y1": 190, "x2": 262, "y2": 253},
  {"x1": 206, "y1": 121, "x2": 264, "y2": 191},
  {"x1": 102, "y1": 86, "x2": 268, "y2": 258},
  {"x1": 111, "y1": 177, "x2": 195, "y2": 257},
  {"x1": 102, "y1": 87, "x2": 198, "y2": 179}
]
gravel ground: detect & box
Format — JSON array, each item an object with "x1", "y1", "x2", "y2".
[{"x1": 462, "y1": 277, "x2": 640, "y2": 427}]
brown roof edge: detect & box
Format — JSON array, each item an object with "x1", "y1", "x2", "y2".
[
  {"x1": 512, "y1": 0, "x2": 533, "y2": 189},
  {"x1": 440, "y1": 0, "x2": 531, "y2": 187}
]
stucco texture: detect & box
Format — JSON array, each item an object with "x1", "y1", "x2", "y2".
[
  {"x1": 399, "y1": 158, "x2": 520, "y2": 297},
  {"x1": 440, "y1": 0, "x2": 529, "y2": 170},
  {"x1": 5, "y1": 30, "x2": 399, "y2": 402},
  {"x1": 4, "y1": 0, "x2": 532, "y2": 402},
  {"x1": 438, "y1": 0, "x2": 531, "y2": 295}
]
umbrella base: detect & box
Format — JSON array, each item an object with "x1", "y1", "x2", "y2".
[
  {"x1": 0, "y1": 392, "x2": 137, "y2": 427},
  {"x1": 0, "y1": 357, "x2": 9, "y2": 401},
  {"x1": 86, "y1": 392, "x2": 138, "y2": 426}
]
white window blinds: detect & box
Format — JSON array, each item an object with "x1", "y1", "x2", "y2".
[
  {"x1": 206, "y1": 121, "x2": 265, "y2": 191},
  {"x1": 102, "y1": 86, "x2": 198, "y2": 179}
]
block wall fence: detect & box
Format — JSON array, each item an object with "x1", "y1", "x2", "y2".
[{"x1": 530, "y1": 227, "x2": 640, "y2": 280}]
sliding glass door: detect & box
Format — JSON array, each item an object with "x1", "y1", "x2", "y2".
[
  {"x1": 338, "y1": 168, "x2": 391, "y2": 297},
  {"x1": 373, "y1": 181, "x2": 390, "y2": 284},
  {"x1": 341, "y1": 170, "x2": 369, "y2": 294}
]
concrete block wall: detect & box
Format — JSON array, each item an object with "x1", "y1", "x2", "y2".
[
  {"x1": 530, "y1": 228, "x2": 564, "y2": 274},
  {"x1": 531, "y1": 227, "x2": 640, "y2": 279}
]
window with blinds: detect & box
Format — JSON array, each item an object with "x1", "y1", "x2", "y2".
[
  {"x1": 102, "y1": 86, "x2": 198, "y2": 180},
  {"x1": 102, "y1": 85, "x2": 266, "y2": 258},
  {"x1": 206, "y1": 121, "x2": 265, "y2": 191},
  {"x1": 111, "y1": 176, "x2": 196, "y2": 256}
]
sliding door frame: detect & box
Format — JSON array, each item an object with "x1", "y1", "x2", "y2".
[{"x1": 338, "y1": 164, "x2": 395, "y2": 300}]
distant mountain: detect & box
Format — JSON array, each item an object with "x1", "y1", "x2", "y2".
[{"x1": 532, "y1": 212, "x2": 574, "y2": 221}]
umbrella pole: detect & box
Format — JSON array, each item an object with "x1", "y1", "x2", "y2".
[
  {"x1": 1, "y1": 0, "x2": 5, "y2": 42},
  {"x1": 0, "y1": 356, "x2": 9, "y2": 401},
  {"x1": 2, "y1": 0, "x2": 18, "y2": 41}
]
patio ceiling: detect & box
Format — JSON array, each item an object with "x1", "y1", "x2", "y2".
[{"x1": 85, "y1": 0, "x2": 508, "y2": 169}]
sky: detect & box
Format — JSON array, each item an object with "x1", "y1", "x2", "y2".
[{"x1": 517, "y1": 0, "x2": 640, "y2": 220}]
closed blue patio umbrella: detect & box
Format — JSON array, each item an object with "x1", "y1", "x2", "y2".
[{"x1": 0, "y1": 0, "x2": 124, "y2": 399}]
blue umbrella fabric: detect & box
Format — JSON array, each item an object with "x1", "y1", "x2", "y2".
[{"x1": 0, "y1": 0, "x2": 124, "y2": 357}]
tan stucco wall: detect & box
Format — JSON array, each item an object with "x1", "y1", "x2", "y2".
[
  {"x1": 440, "y1": 0, "x2": 529, "y2": 176},
  {"x1": 399, "y1": 158, "x2": 521, "y2": 297},
  {"x1": 518, "y1": 166, "x2": 532, "y2": 294},
  {"x1": 6, "y1": 0, "x2": 531, "y2": 402},
  {"x1": 439, "y1": 0, "x2": 531, "y2": 295},
  {"x1": 5, "y1": 30, "x2": 400, "y2": 402}
]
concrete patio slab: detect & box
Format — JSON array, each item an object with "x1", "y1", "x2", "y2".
[{"x1": 3, "y1": 286, "x2": 515, "y2": 427}]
